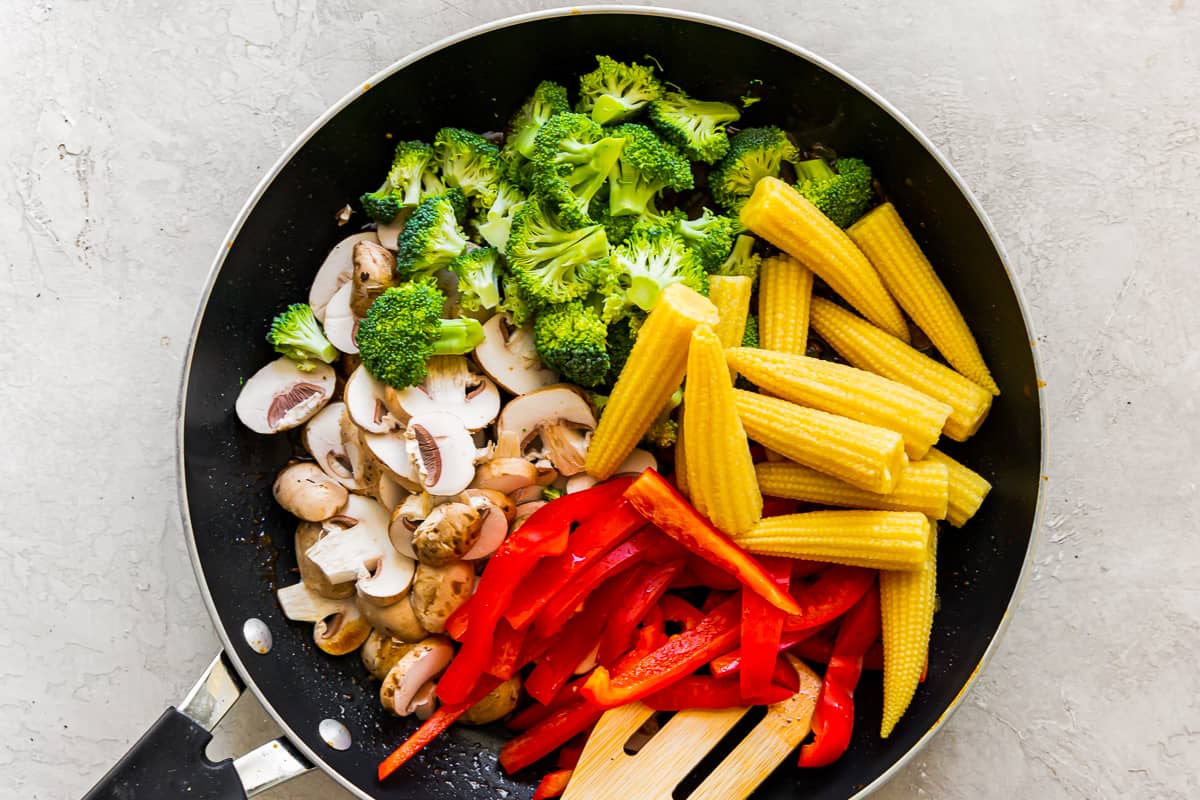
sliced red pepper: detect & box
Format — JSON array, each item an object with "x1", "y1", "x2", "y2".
[
  {"x1": 378, "y1": 675, "x2": 500, "y2": 781},
  {"x1": 683, "y1": 556, "x2": 743, "y2": 591},
  {"x1": 781, "y1": 565, "x2": 876, "y2": 632},
  {"x1": 658, "y1": 593, "x2": 704, "y2": 632},
  {"x1": 791, "y1": 560, "x2": 828, "y2": 580},
  {"x1": 581, "y1": 594, "x2": 742, "y2": 708},
  {"x1": 505, "y1": 495, "x2": 644, "y2": 630},
  {"x1": 597, "y1": 561, "x2": 683, "y2": 666},
  {"x1": 624, "y1": 470, "x2": 802, "y2": 615},
  {"x1": 792, "y1": 638, "x2": 885, "y2": 671},
  {"x1": 761, "y1": 496, "x2": 800, "y2": 517},
  {"x1": 533, "y1": 768, "x2": 574, "y2": 800},
  {"x1": 500, "y1": 700, "x2": 605, "y2": 775},
  {"x1": 556, "y1": 739, "x2": 586, "y2": 769},
  {"x1": 642, "y1": 675, "x2": 793, "y2": 710},
  {"x1": 710, "y1": 626, "x2": 826, "y2": 678},
  {"x1": 771, "y1": 655, "x2": 801, "y2": 693},
  {"x1": 700, "y1": 590, "x2": 735, "y2": 614},
  {"x1": 485, "y1": 620, "x2": 528, "y2": 680},
  {"x1": 740, "y1": 556, "x2": 792, "y2": 701}
]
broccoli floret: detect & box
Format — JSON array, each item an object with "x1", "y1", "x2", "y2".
[
  {"x1": 713, "y1": 234, "x2": 762, "y2": 284},
  {"x1": 505, "y1": 80, "x2": 572, "y2": 159},
  {"x1": 642, "y1": 387, "x2": 682, "y2": 448},
  {"x1": 674, "y1": 208, "x2": 736, "y2": 271},
  {"x1": 357, "y1": 279, "x2": 484, "y2": 389},
  {"x1": 360, "y1": 140, "x2": 439, "y2": 223},
  {"x1": 604, "y1": 315, "x2": 639, "y2": 385},
  {"x1": 607, "y1": 123, "x2": 694, "y2": 218},
  {"x1": 473, "y1": 180, "x2": 527, "y2": 250},
  {"x1": 542, "y1": 486, "x2": 565, "y2": 502},
  {"x1": 577, "y1": 55, "x2": 664, "y2": 125},
  {"x1": 531, "y1": 112, "x2": 626, "y2": 225},
  {"x1": 497, "y1": 275, "x2": 535, "y2": 327},
  {"x1": 610, "y1": 225, "x2": 707, "y2": 312},
  {"x1": 741, "y1": 313, "x2": 759, "y2": 348},
  {"x1": 505, "y1": 199, "x2": 611, "y2": 307},
  {"x1": 533, "y1": 301, "x2": 611, "y2": 387},
  {"x1": 588, "y1": 391, "x2": 609, "y2": 417},
  {"x1": 450, "y1": 246, "x2": 502, "y2": 311},
  {"x1": 266, "y1": 303, "x2": 337, "y2": 369},
  {"x1": 709, "y1": 126, "x2": 800, "y2": 211},
  {"x1": 395, "y1": 191, "x2": 471, "y2": 280},
  {"x1": 794, "y1": 157, "x2": 874, "y2": 228},
  {"x1": 648, "y1": 92, "x2": 741, "y2": 164},
  {"x1": 434, "y1": 128, "x2": 504, "y2": 208}
]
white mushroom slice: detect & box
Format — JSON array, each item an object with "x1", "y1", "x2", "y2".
[
  {"x1": 497, "y1": 385, "x2": 598, "y2": 477},
  {"x1": 357, "y1": 593, "x2": 428, "y2": 642},
  {"x1": 405, "y1": 412, "x2": 477, "y2": 496},
  {"x1": 274, "y1": 462, "x2": 348, "y2": 521},
  {"x1": 310, "y1": 231, "x2": 378, "y2": 322},
  {"x1": 509, "y1": 483, "x2": 546, "y2": 506},
  {"x1": 364, "y1": 431, "x2": 421, "y2": 487},
  {"x1": 473, "y1": 314, "x2": 559, "y2": 396},
  {"x1": 511, "y1": 500, "x2": 547, "y2": 531},
  {"x1": 350, "y1": 240, "x2": 396, "y2": 317},
  {"x1": 323, "y1": 282, "x2": 360, "y2": 355},
  {"x1": 409, "y1": 682, "x2": 438, "y2": 721},
  {"x1": 361, "y1": 630, "x2": 416, "y2": 681},
  {"x1": 376, "y1": 217, "x2": 404, "y2": 251},
  {"x1": 566, "y1": 448, "x2": 657, "y2": 494},
  {"x1": 377, "y1": 474, "x2": 409, "y2": 514},
  {"x1": 276, "y1": 581, "x2": 371, "y2": 655},
  {"x1": 303, "y1": 403, "x2": 371, "y2": 491},
  {"x1": 380, "y1": 637, "x2": 455, "y2": 716},
  {"x1": 235, "y1": 358, "x2": 335, "y2": 434},
  {"x1": 304, "y1": 495, "x2": 415, "y2": 606},
  {"x1": 296, "y1": 521, "x2": 355, "y2": 599},
  {"x1": 388, "y1": 492, "x2": 435, "y2": 559},
  {"x1": 461, "y1": 501, "x2": 509, "y2": 560},
  {"x1": 345, "y1": 365, "x2": 400, "y2": 434},
  {"x1": 389, "y1": 356, "x2": 500, "y2": 431}
]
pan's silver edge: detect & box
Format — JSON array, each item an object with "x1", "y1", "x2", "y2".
[{"x1": 176, "y1": 6, "x2": 1047, "y2": 799}]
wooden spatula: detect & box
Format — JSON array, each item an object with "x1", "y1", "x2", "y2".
[{"x1": 563, "y1": 656, "x2": 822, "y2": 800}]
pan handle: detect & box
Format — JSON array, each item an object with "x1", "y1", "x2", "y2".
[{"x1": 81, "y1": 652, "x2": 312, "y2": 800}]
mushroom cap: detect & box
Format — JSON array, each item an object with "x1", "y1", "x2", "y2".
[
  {"x1": 388, "y1": 492, "x2": 435, "y2": 559},
  {"x1": 274, "y1": 462, "x2": 348, "y2": 522},
  {"x1": 376, "y1": 216, "x2": 404, "y2": 251},
  {"x1": 310, "y1": 231, "x2": 378, "y2": 322},
  {"x1": 295, "y1": 521, "x2": 355, "y2": 599},
  {"x1": 350, "y1": 240, "x2": 396, "y2": 317},
  {"x1": 360, "y1": 629, "x2": 416, "y2": 681},
  {"x1": 473, "y1": 314, "x2": 559, "y2": 396},
  {"x1": 388, "y1": 356, "x2": 500, "y2": 431},
  {"x1": 236, "y1": 357, "x2": 335, "y2": 434},
  {"x1": 323, "y1": 282, "x2": 359, "y2": 355},
  {"x1": 303, "y1": 402, "x2": 372, "y2": 491},
  {"x1": 380, "y1": 636, "x2": 454, "y2": 716},
  {"x1": 410, "y1": 501, "x2": 483, "y2": 566},
  {"x1": 344, "y1": 364, "x2": 400, "y2": 434},
  {"x1": 404, "y1": 411, "x2": 477, "y2": 496},
  {"x1": 497, "y1": 385, "x2": 598, "y2": 476},
  {"x1": 304, "y1": 495, "x2": 415, "y2": 606},
  {"x1": 460, "y1": 676, "x2": 522, "y2": 726},
  {"x1": 469, "y1": 458, "x2": 539, "y2": 495},
  {"x1": 356, "y1": 592, "x2": 428, "y2": 642},
  {"x1": 409, "y1": 560, "x2": 475, "y2": 633},
  {"x1": 275, "y1": 581, "x2": 370, "y2": 656}
]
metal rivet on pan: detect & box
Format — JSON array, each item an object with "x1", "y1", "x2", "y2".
[
  {"x1": 319, "y1": 719, "x2": 352, "y2": 751},
  {"x1": 242, "y1": 618, "x2": 273, "y2": 654}
]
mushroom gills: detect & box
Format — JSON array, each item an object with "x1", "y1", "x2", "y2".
[
  {"x1": 236, "y1": 358, "x2": 335, "y2": 434},
  {"x1": 405, "y1": 411, "x2": 477, "y2": 496},
  {"x1": 276, "y1": 582, "x2": 370, "y2": 655},
  {"x1": 496, "y1": 385, "x2": 598, "y2": 477}
]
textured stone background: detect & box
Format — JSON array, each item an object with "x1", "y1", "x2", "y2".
[{"x1": 3, "y1": 0, "x2": 1198, "y2": 798}]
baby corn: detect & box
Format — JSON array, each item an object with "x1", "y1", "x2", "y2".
[
  {"x1": 727, "y1": 347, "x2": 951, "y2": 459},
  {"x1": 922, "y1": 447, "x2": 992, "y2": 527},
  {"x1": 733, "y1": 390, "x2": 907, "y2": 493},
  {"x1": 757, "y1": 254, "x2": 813, "y2": 354},
  {"x1": 586, "y1": 284, "x2": 719, "y2": 479},
  {"x1": 809, "y1": 297, "x2": 992, "y2": 441},
  {"x1": 850, "y1": 203, "x2": 999, "y2": 395},
  {"x1": 736, "y1": 510, "x2": 931, "y2": 570},
  {"x1": 740, "y1": 177, "x2": 910, "y2": 342},
  {"x1": 674, "y1": 401, "x2": 691, "y2": 498},
  {"x1": 880, "y1": 525, "x2": 938, "y2": 738},
  {"x1": 756, "y1": 461, "x2": 949, "y2": 520},
  {"x1": 708, "y1": 275, "x2": 754, "y2": 349}
]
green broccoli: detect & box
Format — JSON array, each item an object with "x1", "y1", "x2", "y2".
[
  {"x1": 531, "y1": 112, "x2": 626, "y2": 225},
  {"x1": 674, "y1": 208, "x2": 736, "y2": 271},
  {"x1": 266, "y1": 303, "x2": 337, "y2": 369},
  {"x1": 647, "y1": 92, "x2": 741, "y2": 164},
  {"x1": 542, "y1": 486, "x2": 565, "y2": 502},
  {"x1": 607, "y1": 123, "x2": 694, "y2": 218},
  {"x1": 603, "y1": 315, "x2": 640, "y2": 384},
  {"x1": 450, "y1": 246, "x2": 502, "y2": 311},
  {"x1": 577, "y1": 56, "x2": 664, "y2": 125},
  {"x1": 357, "y1": 279, "x2": 484, "y2": 389},
  {"x1": 473, "y1": 180, "x2": 526, "y2": 250},
  {"x1": 533, "y1": 300, "x2": 611, "y2": 387},
  {"x1": 588, "y1": 391, "x2": 609, "y2": 417},
  {"x1": 741, "y1": 313, "x2": 759, "y2": 348},
  {"x1": 505, "y1": 80, "x2": 572, "y2": 159},
  {"x1": 497, "y1": 275, "x2": 535, "y2": 327},
  {"x1": 713, "y1": 234, "x2": 762, "y2": 284},
  {"x1": 505, "y1": 199, "x2": 611, "y2": 307},
  {"x1": 794, "y1": 157, "x2": 874, "y2": 228},
  {"x1": 642, "y1": 387, "x2": 682, "y2": 448},
  {"x1": 359, "y1": 140, "x2": 439, "y2": 223},
  {"x1": 395, "y1": 191, "x2": 471, "y2": 280},
  {"x1": 434, "y1": 128, "x2": 504, "y2": 207},
  {"x1": 709, "y1": 126, "x2": 800, "y2": 211},
  {"x1": 610, "y1": 224, "x2": 707, "y2": 312}
]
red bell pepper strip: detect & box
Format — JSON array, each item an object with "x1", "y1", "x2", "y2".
[
  {"x1": 683, "y1": 556, "x2": 743, "y2": 591},
  {"x1": 772, "y1": 655, "x2": 801, "y2": 693},
  {"x1": 378, "y1": 675, "x2": 500, "y2": 781},
  {"x1": 791, "y1": 638, "x2": 887, "y2": 672},
  {"x1": 500, "y1": 700, "x2": 605, "y2": 774},
  {"x1": 581, "y1": 594, "x2": 742, "y2": 708},
  {"x1": 624, "y1": 469, "x2": 802, "y2": 615},
  {"x1": 710, "y1": 626, "x2": 827, "y2": 678},
  {"x1": 597, "y1": 561, "x2": 684, "y2": 666},
  {"x1": 642, "y1": 675, "x2": 794, "y2": 710},
  {"x1": 534, "y1": 527, "x2": 681, "y2": 637},
  {"x1": 485, "y1": 620, "x2": 528, "y2": 680},
  {"x1": 658, "y1": 593, "x2": 705, "y2": 632},
  {"x1": 761, "y1": 496, "x2": 800, "y2": 517},
  {"x1": 556, "y1": 739, "x2": 586, "y2": 769},
  {"x1": 740, "y1": 556, "x2": 792, "y2": 701},
  {"x1": 798, "y1": 585, "x2": 880, "y2": 768},
  {"x1": 700, "y1": 590, "x2": 734, "y2": 614},
  {"x1": 781, "y1": 565, "x2": 876, "y2": 632},
  {"x1": 791, "y1": 560, "x2": 828, "y2": 580},
  {"x1": 533, "y1": 768, "x2": 574, "y2": 800},
  {"x1": 505, "y1": 495, "x2": 643, "y2": 630}
]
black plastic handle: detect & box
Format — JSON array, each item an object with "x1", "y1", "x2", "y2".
[{"x1": 81, "y1": 707, "x2": 246, "y2": 800}]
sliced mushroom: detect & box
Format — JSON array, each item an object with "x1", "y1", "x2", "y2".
[
  {"x1": 276, "y1": 582, "x2": 371, "y2": 655},
  {"x1": 296, "y1": 520, "x2": 355, "y2": 599},
  {"x1": 274, "y1": 462, "x2": 348, "y2": 521},
  {"x1": 304, "y1": 495, "x2": 415, "y2": 606},
  {"x1": 303, "y1": 403, "x2": 372, "y2": 491},
  {"x1": 350, "y1": 240, "x2": 396, "y2": 317},
  {"x1": 386, "y1": 356, "x2": 500, "y2": 431},
  {"x1": 361, "y1": 629, "x2": 416, "y2": 680},
  {"x1": 344, "y1": 365, "x2": 400, "y2": 434},
  {"x1": 460, "y1": 677, "x2": 522, "y2": 726},
  {"x1": 473, "y1": 314, "x2": 558, "y2": 396},
  {"x1": 459, "y1": 489, "x2": 514, "y2": 561},
  {"x1": 363, "y1": 430, "x2": 421, "y2": 489},
  {"x1": 376, "y1": 216, "x2": 405, "y2": 251},
  {"x1": 388, "y1": 492, "x2": 436, "y2": 559},
  {"x1": 509, "y1": 483, "x2": 547, "y2": 506},
  {"x1": 497, "y1": 385, "x2": 598, "y2": 476},
  {"x1": 323, "y1": 282, "x2": 359, "y2": 355},
  {"x1": 357, "y1": 592, "x2": 428, "y2": 642},
  {"x1": 310, "y1": 231, "x2": 378, "y2": 322},
  {"x1": 409, "y1": 560, "x2": 475, "y2": 633},
  {"x1": 380, "y1": 636, "x2": 454, "y2": 716},
  {"x1": 377, "y1": 473, "x2": 409, "y2": 514},
  {"x1": 470, "y1": 430, "x2": 539, "y2": 494},
  {"x1": 410, "y1": 501, "x2": 483, "y2": 566},
  {"x1": 511, "y1": 500, "x2": 547, "y2": 531},
  {"x1": 566, "y1": 449, "x2": 657, "y2": 494},
  {"x1": 405, "y1": 411, "x2": 477, "y2": 496},
  {"x1": 235, "y1": 357, "x2": 335, "y2": 434}
]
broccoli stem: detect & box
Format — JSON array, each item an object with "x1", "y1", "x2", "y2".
[
  {"x1": 591, "y1": 95, "x2": 629, "y2": 126},
  {"x1": 628, "y1": 275, "x2": 664, "y2": 312},
  {"x1": 795, "y1": 158, "x2": 836, "y2": 182},
  {"x1": 431, "y1": 318, "x2": 485, "y2": 354}
]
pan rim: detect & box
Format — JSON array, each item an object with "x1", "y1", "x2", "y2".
[{"x1": 176, "y1": 6, "x2": 1047, "y2": 799}]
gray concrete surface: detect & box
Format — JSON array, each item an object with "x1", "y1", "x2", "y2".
[{"x1": 2, "y1": 0, "x2": 1198, "y2": 797}]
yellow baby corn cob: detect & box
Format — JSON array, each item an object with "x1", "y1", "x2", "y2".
[
  {"x1": 757, "y1": 255, "x2": 813, "y2": 354},
  {"x1": 586, "y1": 284, "x2": 719, "y2": 479},
  {"x1": 880, "y1": 525, "x2": 938, "y2": 738},
  {"x1": 708, "y1": 275, "x2": 754, "y2": 349},
  {"x1": 683, "y1": 326, "x2": 762, "y2": 536},
  {"x1": 733, "y1": 390, "x2": 907, "y2": 494},
  {"x1": 736, "y1": 510, "x2": 931, "y2": 570},
  {"x1": 850, "y1": 203, "x2": 999, "y2": 395},
  {"x1": 755, "y1": 461, "x2": 949, "y2": 520},
  {"x1": 739, "y1": 177, "x2": 910, "y2": 342},
  {"x1": 808, "y1": 297, "x2": 992, "y2": 441},
  {"x1": 727, "y1": 347, "x2": 952, "y2": 459},
  {"x1": 922, "y1": 447, "x2": 992, "y2": 527}
]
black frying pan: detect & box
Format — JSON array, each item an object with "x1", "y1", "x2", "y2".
[{"x1": 83, "y1": 8, "x2": 1044, "y2": 800}]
